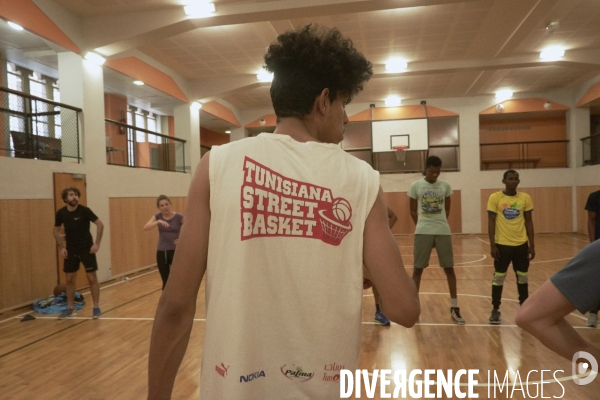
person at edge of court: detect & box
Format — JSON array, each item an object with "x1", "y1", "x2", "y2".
[
  {"x1": 408, "y1": 155, "x2": 465, "y2": 325},
  {"x1": 143, "y1": 195, "x2": 184, "y2": 290},
  {"x1": 53, "y1": 187, "x2": 104, "y2": 319},
  {"x1": 516, "y1": 240, "x2": 600, "y2": 371},
  {"x1": 583, "y1": 189, "x2": 600, "y2": 327},
  {"x1": 487, "y1": 170, "x2": 535, "y2": 325},
  {"x1": 147, "y1": 24, "x2": 420, "y2": 400}
]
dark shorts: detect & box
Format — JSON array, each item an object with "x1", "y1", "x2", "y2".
[
  {"x1": 64, "y1": 247, "x2": 98, "y2": 273},
  {"x1": 494, "y1": 242, "x2": 529, "y2": 273}
]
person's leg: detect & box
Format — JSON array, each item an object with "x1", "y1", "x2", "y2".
[
  {"x1": 157, "y1": 250, "x2": 169, "y2": 290},
  {"x1": 516, "y1": 280, "x2": 600, "y2": 364},
  {"x1": 59, "y1": 256, "x2": 79, "y2": 319},
  {"x1": 165, "y1": 250, "x2": 175, "y2": 288},
  {"x1": 86, "y1": 271, "x2": 100, "y2": 308},
  {"x1": 512, "y1": 242, "x2": 530, "y2": 306},
  {"x1": 412, "y1": 234, "x2": 434, "y2": 292},
  {"x1": 435, "y1": 235, "x2": 464, "y2": 324},
  {"x1": 490, "y1": 244, "x2": 511, "y2": 324},
  {"x1": 81, "y1": 251, "x2": 101, "y2": 317},
  {"x1": 65, "y1": 271, "x2": 78, "y2": 309},
  {"x1": 587, "y1": 304, "x2": 599, "y2": 328}
]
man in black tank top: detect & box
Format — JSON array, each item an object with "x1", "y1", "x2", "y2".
[{"x1": 53, "y1": 187, "x2": 104, "y2": 319}]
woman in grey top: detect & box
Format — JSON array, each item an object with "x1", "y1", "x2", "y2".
[{"x1": 143, "y1": 195, "x2": 184, "y2": 289}]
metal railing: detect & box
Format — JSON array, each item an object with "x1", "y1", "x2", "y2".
[
  {"x1": 0, "y1": 86, "x2": 81, "y2": 162},
  {"x1": 105, "y1": 119, "x2": 187, "y2": 173},
  {"x1": 480, "y1": 140, "x2": 569, "y2": 170},
  {"x1": 581, "y1": 133, "x2": 600, "y2": 166}
]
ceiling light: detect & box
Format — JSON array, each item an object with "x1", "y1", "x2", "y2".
[
  {"x1": 84, "y1": 52, "x2": 106, "y2": 66},
  {"x1": 7, "y1": 21, "x2": 24, "y2": 31},
  {"x1": 384, "y1": 96, "x2": 402, "y2": 107},
  {"x1": 191, "y1": 101, "x2": 202, "y2": 110},
  {"x1": 133, "y1": 80, "x2": 144, "y2": 86},
  {"x1": 225, "y1": 130, "x2": 231, "y2": 134},
  {"x1": 184, "y1": 0, "x2": 215, "y2": 18},
  {"x1": 540, "y1": 46, "x2": 565, "y2": 61},
  {"x1": 257, "y1": 70, "x2": 274, "y2": 82},
  {"x1": 385, "y1": 58, "x2": 408, "y2": 73},
  {"x1": 495, "y1": 90, "x2": 513, "y2": 102}
]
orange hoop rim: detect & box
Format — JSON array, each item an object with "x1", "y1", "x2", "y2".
[{"x1": 392, "y1": 145, "x2": 408, "y2": 152}]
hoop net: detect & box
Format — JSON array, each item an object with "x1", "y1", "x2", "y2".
[{"x1": 393, "y1": 145, "x2": 408, "y2": 162}]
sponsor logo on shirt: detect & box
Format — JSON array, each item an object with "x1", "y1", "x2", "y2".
[
  {"x1": 240, "y1": 370, "x2": 266, "y2": 383},
  {"x1": 501, "y1": 202, "x2": 522, "y2": 220},
  {"x1": 323, "y1": 362, "x2": 344, "y2": 382},
  {"x1": 241, "y1": 157, "x2": 353, "y2": 246},
  {"x1": 280, "y1": 364, "x2": 314, "y2": 382},
  {"x1": 215, "y1": 363, "x2": 230, "y2": 378}
]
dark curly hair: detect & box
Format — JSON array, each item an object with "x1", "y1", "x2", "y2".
[{"x1": 264, "y1": 24, "x2": 373, "y2": 119}]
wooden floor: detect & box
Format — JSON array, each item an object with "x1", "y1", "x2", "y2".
[{"x1": 1, "y1": 233, "x2": 599, "y2": 399}]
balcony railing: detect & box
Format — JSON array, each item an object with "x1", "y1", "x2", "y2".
[
  {"x1": 581, "y1": 133, "x2": 600, "y2": 166},
  {"x1": 0, "y1": 86, "x2": 81, "y2": 162},
  {"x1": 480, "y1": 140, "x2": 569, "y2": 170},
  {"x1": 105, "y1": 119, "x2": 187, "y2": 173}
]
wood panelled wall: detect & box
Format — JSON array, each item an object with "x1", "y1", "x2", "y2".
[
  {"x1": 383, "y1": 190, "x2": 462, "y2": 234},
  {"x1": 577, "y1": 185, "x2": 600, "y2": 235},
  {"x1": 0, "y1": 199, "x2": 56, "y2": 312},
  {"x1": 480, "y1": 187, "x2": 573, "y2": 234},
  {"x1": 109, "y1": 197, "x2": 187, "y2": 276}
]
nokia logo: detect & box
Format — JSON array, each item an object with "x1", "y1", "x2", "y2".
[{"x1": 240, "y1": 370, "x2": 265, "y2": 383}]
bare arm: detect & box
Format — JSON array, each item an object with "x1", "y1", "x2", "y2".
[
  {"x1": 516, "y1": 280, "x2": 600, "y2": 363},
  {"x1": 53, "y1": 226, "x2": 68, "y2": 259},
  {"x1": 409, "y1": 197, "x2": 418, "y2": 226},
  {"x1": 148, "y1": 152, "x2": 211, "y2": 400},
  {"x1": 524, "y1": 211, "x2": 535, "y2": 260},
  {"x1": 588, "y1": 211, "x2": 596, "y2": 243},
  {"x1": 143, "y1": 215, "x2": 159, "y2": 230},
  {"x1": 488, "y1": 212, "x2": 499, "y2": 260},
  {"x1": 364, "y1": 188, "x2": 420, "y2": 327},
  {"x1": 90, "y1": 219, "x2": 104, "y2": 254},
  {"x1": 445, "y1": 196, "x2": 451, "y2": 219},
  {"x1": 387, "y1": 207, "x2": 397, "y2": 229}
]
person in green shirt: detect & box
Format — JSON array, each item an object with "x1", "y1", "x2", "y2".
[{"x1": 408, "y1": 155, "x2": 465, "y2": 325}]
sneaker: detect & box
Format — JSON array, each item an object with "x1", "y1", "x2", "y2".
[
  {"x1": 58, "y1": 308, "x2": 76, "y2": 319},
  {"x1": 93, "y1": 307, "x2": 102, "y2": 319},
  {"x1": 587, "y1": 313, "x2": 598, "y2": 328},
  {"x1": 451, "y1": 307, "x2": 466, "y2": 325},
  {"x1": 374, "y1": 310, "x2": 391, "y2": 326},
  {"x1": 489, "y1": 309, "x2": 501, "y2": 325}
]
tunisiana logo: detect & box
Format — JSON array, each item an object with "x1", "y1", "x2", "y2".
[
  {"x1": 241, "y1": 157, "x2": 353, "y2": 246},
  {"x1": 280, "y1": 364, "x2": 314, "y2": 382}
]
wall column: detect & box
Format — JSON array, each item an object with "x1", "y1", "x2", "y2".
[{"x1": 174, "y1": 104, "x2": 201, "y2": 173}]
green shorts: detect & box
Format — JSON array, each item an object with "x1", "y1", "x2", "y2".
[{"x1": 413, "y1": 234, "x2": 454, "y2": 269}]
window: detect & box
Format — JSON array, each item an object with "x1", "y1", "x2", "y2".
[
  {"x1": 147, "y1": 113, "x2": 161, "y2": 143},
  {"x1": 53, "y1": 83, "x2": 62, "y2": 139},
  {"x1": 30, "y1": 72, "x2": 49, "y2": 137},
  {"x1": 135, "y1": 110, "x2": 146, "y2": 143}
]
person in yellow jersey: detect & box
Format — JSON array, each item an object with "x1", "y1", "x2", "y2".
[{"x1": 487, "y1": 170, "x2": 535, "y2": 324}]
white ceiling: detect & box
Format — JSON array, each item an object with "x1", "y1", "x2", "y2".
[{"x1": 6, "y1": 0, "x2": 600, "y2": 116}]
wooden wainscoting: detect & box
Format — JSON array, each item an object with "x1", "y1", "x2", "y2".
[
  {"x1": 383, "y1": 190, "x2": 462, "y2": 234},
  {"x1": 480, "y1": 187, "x2": 573, "y2": 234},
  {"x1": 0, "y1": 199, "x2": 56, "y2": 312},
  {"x1": 109, "y1": 197, "x2": 187, "y2": 276},
  {"x1": 576, "y1": 185, "x2": 600, "y2": 235}
]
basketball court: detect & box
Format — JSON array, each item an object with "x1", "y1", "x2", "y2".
[{"x1": 1, "y1": 233, "x2": 598, "y2": 399}]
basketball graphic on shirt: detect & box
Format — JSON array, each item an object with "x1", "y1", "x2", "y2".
[
  {"x1": 317, "y1": 197, "x2": 353, "y2": 246},
  {"x1": 332, "y1": 198, "x2": 352, "y2": 222}
]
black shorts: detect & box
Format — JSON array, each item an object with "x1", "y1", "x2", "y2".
[
  {"x1": 64, "y1": 248, "x2": 98, "y2": 273},
  {"x1": 494, "y1": 242, "x2": 529, "y2": 273}
]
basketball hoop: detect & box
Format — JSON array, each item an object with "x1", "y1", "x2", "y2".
[{"x1": 393, "y1": 145, "x2": 408, "y2": 163}]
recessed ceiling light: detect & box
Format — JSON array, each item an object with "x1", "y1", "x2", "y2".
[
  {"x1": 7, "y1": 21, "x2": 24, "y2": 31},
  {"x1": 225, "y1": 130, "x2": 231, "y2": 134},
  {"x1": 385, "y1": 58, "x2": 408, "y2": 73},
  {"x1": 133, "y1": 80, "x2": 144, "y2": 86},
  {"x1": 184, "y1": 0, "x2": 215, "y2": 18},
  {"x1": 191, "y1": 101, "x2": 202, "y2": 110},
  {"x1": 384, "y1": 96, "x2": 402, "y2": 107},
  {"x1": 257, "y1": 70, "x2": 273, "y2": 82},
  {"x1": 495, "y1": 90, "x2": 513, "y2": 102},
  {"x1": 84, "y1": 52, "x2": 106, "y2": 66},
  {"x1": 540, "y1": 46, "x2": 565, "y2": 61}
]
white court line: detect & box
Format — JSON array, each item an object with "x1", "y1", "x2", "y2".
[
  {"x1": 561, "y1": 233, "x2": 590, "y2": 244},
  {"x1": 0, "y1": 269, "x2": 159, "y2": 325},
  {"x1": 455, "y1": 254, "x2": 487, "y2": 265},
  {"x1": 475, "y1": 237, "x2": 490, "y2": 245}
]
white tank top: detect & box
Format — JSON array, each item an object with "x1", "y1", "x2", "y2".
[{"x1": 200, "y1": 133, "x2": 380, "y2": 399}]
